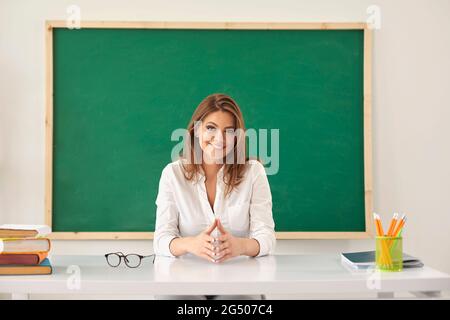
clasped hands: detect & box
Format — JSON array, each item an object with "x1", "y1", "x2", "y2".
[{"x1": 189, "y1": 218, "x2": 245, "y2": 263}]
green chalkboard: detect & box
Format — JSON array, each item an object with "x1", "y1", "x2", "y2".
[{"x1": 49, "y1": 24, "x2": 370, "y2": 238}]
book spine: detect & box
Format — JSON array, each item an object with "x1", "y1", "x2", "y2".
[
  {"x1": 0, "y1": 238, "x2": 51, "y2": 253},
  {"x1": 46, "y1": 238, "x2": 52, "y2": 251},
  {"x1": 0, "y1": 254, "x2": 40, "y2": 265}
]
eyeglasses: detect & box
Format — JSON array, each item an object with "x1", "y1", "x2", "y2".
[{"x1": 105, "y1": 252, "x2": 155, "y2": 268}]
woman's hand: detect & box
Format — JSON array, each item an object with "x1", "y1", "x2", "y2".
[
  {"x1": 214, "y1": 219, "x2": 261, "y2": 262},
  {"x1": 169, "y1": 218, "x2": 260, "y2": 262},
  {"x1": 214, "y1": 219, "x2": 246, "y2": 263},
  {"x1": 186, "y1": 219, "x2": 219, "y2": 262}
]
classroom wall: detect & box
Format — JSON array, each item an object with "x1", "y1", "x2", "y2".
[{"x1": 1, "y1": 0, "x2": 449, "y2": 298}]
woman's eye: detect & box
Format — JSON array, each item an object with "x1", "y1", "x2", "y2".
[
  {"x1": 206, "y1": 126, "x2": 216, "y2": 131},
  {"x1": 225, "y1": 129, "x2": 235, "y2": 135}
]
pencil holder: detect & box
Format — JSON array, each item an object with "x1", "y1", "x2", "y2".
[{"x1": 375, "y1": 236, "x2": 403, "y2": 272}]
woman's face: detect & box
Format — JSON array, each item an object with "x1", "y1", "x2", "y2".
[{"x1": 197, "y1": 111, "x2": 236, "y2": 164}]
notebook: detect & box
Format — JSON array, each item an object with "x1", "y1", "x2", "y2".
[{"x1": 341, "y1": 251, "x2": 424, "y2": 269}]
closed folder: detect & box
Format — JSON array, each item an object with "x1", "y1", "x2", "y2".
[{"x1": 341, "y1": 251, "x2": 424, "y2": 269}]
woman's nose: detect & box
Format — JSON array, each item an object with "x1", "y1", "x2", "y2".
[{"x1": 211, "y1": 133, "x2": 224, "y2": 146}]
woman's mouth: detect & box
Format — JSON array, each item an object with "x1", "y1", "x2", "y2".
[{"x1": 209, "y1": 142, "x2": 225, "y2": 149}]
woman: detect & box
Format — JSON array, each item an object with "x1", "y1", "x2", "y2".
[{"x1": 153, "y1": 93, "x2": 276, "y2": 299}]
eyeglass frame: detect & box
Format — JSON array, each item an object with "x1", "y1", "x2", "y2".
[{"x1": 105, "y1": 252, "x2": 156, "y2": 268}]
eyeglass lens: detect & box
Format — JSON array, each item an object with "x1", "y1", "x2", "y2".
[
  {"x1": 106, "y1": 253, "x2": 122, "y2": 267},
  {"x1": 124, "y1": 254, "x2": 141, "y2": 268}
]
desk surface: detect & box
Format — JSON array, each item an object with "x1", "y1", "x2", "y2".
[{"x1": 1, "y1": 254, "x2": 449, "y2": 295}]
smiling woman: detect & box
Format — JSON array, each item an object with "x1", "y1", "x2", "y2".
[
  {"x1": 181, "y1": 94, "x2": 249, "y2": 197},
  {"x1": 153, "y1": 93, "x2": 276, "y2": 300}
]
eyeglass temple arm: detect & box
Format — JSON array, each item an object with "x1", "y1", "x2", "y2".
[{"x1": 105, "y1": 252, "x2": 126, "y2": 256}]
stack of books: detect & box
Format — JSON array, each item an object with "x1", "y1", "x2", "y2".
[{"x1": 0, "y1": 225, "x2": 52, "y2": 275}]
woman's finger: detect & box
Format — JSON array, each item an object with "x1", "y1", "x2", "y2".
[
  {"x1": 216, "y1": 219, "x2": 228, "y2": 234},
  {"x1": 215, "y1": 253, "x2": 232, "y2": 263},
  {"x1": 202, "y1": 247, "x2": 216, "y2": 258},
  {"x1": 204, "y1": 241, "x2": 215, "y2": 251},
  {"x1": 214, "y1": 249, "x2": 225, "y2": 259},
  {"x1": 205, "y1": 242, "x2": 218, "y2": 252},
  {"x1": 200, "y1": 253, "x2": 215, "y2": 263},
  {"x1": 216, "y1": 248, "x2": 231, "y2": 258},
  {"x1": 203, "y1": 219, "x2": 218, "y2": 235},
  {"x1": 203, "y1": 234, "x2": 215, "y2": 243},
  {"x1": 219, "y1": 234, "x2": 228, "y2": 242},
  {"x1": 217, "y1": 242, "x2": 229, "y2": 251}
]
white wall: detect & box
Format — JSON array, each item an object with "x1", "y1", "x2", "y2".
[{"x1": 1, "y1": 0, "x2": 449, "y2": 293}]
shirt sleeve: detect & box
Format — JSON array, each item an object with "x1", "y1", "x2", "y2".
[
  {"x1": 249, "y1": 162, "x2": 276, "y2": 257},
  {"x1": 153, "y1": 165, "x2": 180, "y2": 257}
]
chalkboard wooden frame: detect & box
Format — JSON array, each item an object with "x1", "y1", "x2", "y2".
[{"x1": 44, "y1": 21, "x2": 374, "y2": 240}]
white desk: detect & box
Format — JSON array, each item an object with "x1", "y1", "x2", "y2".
[{"x1": 1, "y1": 254, "x2": 449, "y2": 299}]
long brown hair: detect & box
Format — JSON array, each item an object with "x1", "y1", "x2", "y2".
[{"x1": 180, "y1": 93, "x2": 250, "y2": 197}]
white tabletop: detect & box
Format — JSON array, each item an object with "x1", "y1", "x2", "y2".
[{"x1": 1, "y1": 254, "x2": 449, "y2": 296}]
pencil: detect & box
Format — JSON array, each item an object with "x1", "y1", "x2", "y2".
[
  {"x1": 373, "y1": 213, "x2": 381, "y2": 236},
  {"x1": 387, "y1": 213, "x2": 399, "y2": 236},
  {"x1": 374, "y1": 213, "x2": 385, "y2": 236},
  {"x1": 392, "y1": 215, "x2": 407, "y2": 237},
  {"x1": 373, "y1": 213, "x2": 392, "y2": 266},
  {"x1": 373, "y1": 213, "x2": 391, "y2": 266}
]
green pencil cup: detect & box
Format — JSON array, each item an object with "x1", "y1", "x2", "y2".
[{"x1": 375, "y1": 236, "x2": 403, "y2": 272}]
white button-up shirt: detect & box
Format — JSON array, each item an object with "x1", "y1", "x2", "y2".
[{"x1": 153, "y1": 159, "x2": 276, "y2": 258}]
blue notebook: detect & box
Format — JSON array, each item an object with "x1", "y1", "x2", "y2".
[{"x1": 341, "y1": 251, "x2": 423, "y2": 269}]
